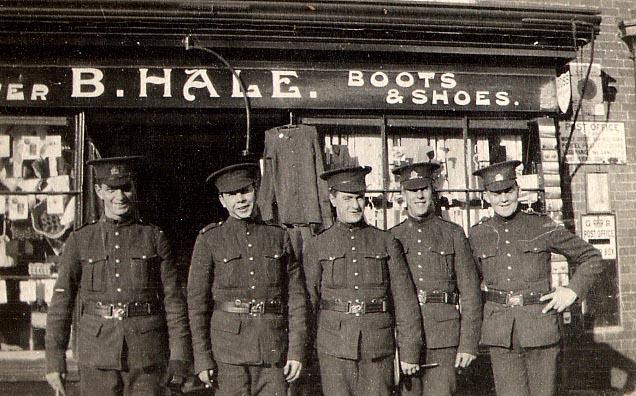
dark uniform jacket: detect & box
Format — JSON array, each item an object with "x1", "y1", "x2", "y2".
[
  {"x1": 468, "y1": 210, "x2": 603, "y2": 348},
  {"x1": 45, "y1": 217, "x2": 190, "y2": 373},
  {"x1": 391, "y1": 214, "x2": 481, "y2": 356},
  {"x1": 258, "y1": 124, "x2": 333, "y2": 227},
  {"x1": 304, "y1": 221, "x2": 423, "y2": 363},
  {"x1": 187, "y1": 216, "x2": 307, "y2": 374}
]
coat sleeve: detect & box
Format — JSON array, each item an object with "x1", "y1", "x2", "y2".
[
  {"x1": 548, "y1": 223, "x2": 604, "y2": 300},
  {"x1": 45, "y1": 232, "x2": 82, "y2": 374},
  {"x1": 283, "y1": 231, "x2": 307, "y2": 363},
  {"x1": 387, "y1": 236, "x2": 423, "y2": 364},
  {"x1": 302, "y1": 238, "x2": 322, "y2": 314},
  {"x1": 310, "y1": 126, "x2": 333, "y2": 228},
  {"x1": 187, "y1": 233, "x2": 216, "y2": 374},
  {"x1": 258, "y1": 129, "x2": 276, "y2": 222},
  {"x1": 453, "y1": 227, "x2": 482, "y2": 356},
  {"x1": 156, "y1": 227, "x2": 192, "y2": 363}
]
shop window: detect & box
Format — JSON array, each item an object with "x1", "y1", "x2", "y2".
[
  {"x1": 0, "y1": 115, "x2": 81, "y2": 377},
  {"x1": 305, "y1": 116, "x2": 539, "y2": 233}
]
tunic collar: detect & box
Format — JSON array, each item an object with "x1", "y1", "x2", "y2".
[
  {"x1": 335, "y1": 219, "x2": 367, "y2": 231},
  {"x1": 100, "y1": 215, "x2": 135, "y2": 227}
]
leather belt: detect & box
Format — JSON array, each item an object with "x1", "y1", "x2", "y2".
[
  {"x1": 320, "y1": 299, "x2": 387, "y2": 315},
  {"x1": 417, "y1": 290, "x2": 459, "y2": 305},
  {"x1": 83, "y1": 301, "x2": 161, "y2": 320},
  {"x1": 483, "y1": 289, "x2": 545, "y2": 307},
  {"x1": 216, "y1": 300, "x2": 284, "y2": 315}
]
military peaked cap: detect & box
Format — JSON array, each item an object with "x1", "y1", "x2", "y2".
[
  {"x1": 320, "y1": 165, "x2": 371, "y2": 193},
  {"x1": 87, "y1": 156, "x2": 142, "y2": 187},
  {"x1": 472, "y1": 160, "x2": 522, "y2": 192},
  {"x1": 206, "y1": 163, "x2": 260, "y2": 193},
  {"x1": 392, "y1": 162, "x2": 441, "y2": 190}
]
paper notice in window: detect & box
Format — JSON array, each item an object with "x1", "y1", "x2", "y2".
[
  {"x1": 19, "y1": 280, "x2": 37, "y2": 303},
  {"x1": 0, "y1": 280, "x2": 6, "y2": 304},
  {"x1": 20, "y1": 136, "x2": 43, "y2": 160},
  {"x1": 43, "y1": 279, "x2": 56, "y2": 304},
  {"x1": 45, "y1": 136, "x2": 62, "y2": 158},
  {"x1": 0, "y1": 135, "x2": 10, "y2": 158},
  {"x1": 0, "y1": 196, "x2": 6, "y2": 216},
  {"x1": 47, "y1": 195, "x2": 65, "y2": 215},
  {"x1": 8, "y1": 195, "x2": 29, "y2": 220}
]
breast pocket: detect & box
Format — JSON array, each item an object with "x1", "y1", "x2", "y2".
[
  {"x1": 320, "y1": 254, "x2": 346, "y2": 288},
  {"x1": 521, "y1": 240, "x2": 550, "y2": 281},
  {"x1": 362, "y1": 252, "x2": 388, "y2": 286},
  {"x1": 80, "y1": 256, "x2": 107, "y2": 292},
  {"x1": 430, "y1": 245, "x2": 455, "y2": 278},
  {"x1": 215, "y1": 253, "x2": 242, "y2": 288},
  {"x1": 264, "y1": 251, "x2": 283, "y2": 286},
  {"x1": 130, "y1": 254, "x2": 161, "y2": 290}
]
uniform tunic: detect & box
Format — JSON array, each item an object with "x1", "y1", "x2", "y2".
[
  {"x1": 303, "y1": 221, "x2": 422, "y2": 364},
  {"x1": 187, "y1": 216, "x2": 307, "y2": 374},
  {"x1": 391, "y1": 214, "x2": 481, "y2": 355},
  {"x1": 45, "y1": 217, "x2": 190, "y2": 373},
  {"x1": 468, "y1": 210, "x2": 603, "y2": 348},
  {"x1": 258, "y1": 124, "x2": 333, "y2": 227}
]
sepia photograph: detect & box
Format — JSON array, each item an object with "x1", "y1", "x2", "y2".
[{"x1": 0, "y1": 0, "x2": 633, "y2": 395}]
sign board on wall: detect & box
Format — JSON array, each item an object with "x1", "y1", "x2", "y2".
[
  {"x1": 561, "y1": 122, "x2": 626, "y2": 164},
  {"x1": 0, "y1": 66, "x2": 557, "y2": 112},
  {"x1": 581, "y1": 214, "x2": 616, "y2": 260}
]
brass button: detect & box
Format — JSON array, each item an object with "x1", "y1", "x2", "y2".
[
  {"x1": 115, "y1": 245, "x2": 120, "y2": 249},
  {"x1": 352, "y1": 259, "x2": 357, "y2": 263},
  {"x1": 115, "y1": 259, "x2": 120, "y2": 264},
  {"x1": 116, "y1": 288, "x2": 122, "y2": 292},
  {"x1": 115, "y1": 273, "x2": 120, "y2": 278},
  {"x1": 114, "y1": 232, "x2": 120, "y2": 236},
  {"x1": 351, "y1": 247, "x2": 356, "y2": 251}
]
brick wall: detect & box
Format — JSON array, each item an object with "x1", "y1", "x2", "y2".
[{"x1": 483, "y1": 0, "x2": 636, "y2": 391}]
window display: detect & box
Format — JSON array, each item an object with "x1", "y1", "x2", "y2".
[{"x1": 0, "y1": 116, "x2": 79, "y2": 364}]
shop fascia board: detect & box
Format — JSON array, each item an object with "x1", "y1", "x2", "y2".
[{"x1": 0, "y1": 0, "x2": 600, "y2": 57}]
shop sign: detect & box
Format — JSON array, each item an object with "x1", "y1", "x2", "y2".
[
  {"x1": 0, "y1": 66, "x2": 556, "y2": 112},
  {"x1": 581, "y1": 214, "x2": 616, "y2": 260},
  {"x1": 561, "y1": 122, "x2": 626, "y2": 164}
]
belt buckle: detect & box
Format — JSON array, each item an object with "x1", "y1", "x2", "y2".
[
  {"x1": 347, "y1": 301, "x2": 365, "y2": 314},
  {"x1": 506, "y1": 294, "x2": 524, "y2": 307},
  {"x1": 250, "y1": 302, "x2": 265, "y2": 314},
  {"x1": 417, "y1": 290, "x2": 427, "y2": 305},
  {"x1": 104, "y1": 304, "x2": 127, "y2": 320}
]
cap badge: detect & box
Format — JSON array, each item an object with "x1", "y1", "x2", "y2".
[
  {"x1": 110, "y1": 166, "x2": 120, "y2": 176},
  {"x1": 494, "y1": 173, "x2": 504, "y2": 182},
  {"x1": 409, "y1": 170, "x2": 420, "y2": 180}
]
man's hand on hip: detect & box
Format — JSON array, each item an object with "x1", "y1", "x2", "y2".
[{"x1": 540, "y1": 286, "x2": 577, "y2": 313}]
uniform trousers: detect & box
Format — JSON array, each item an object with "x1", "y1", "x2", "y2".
[
  {"x1": 79, "y1": 364, "x2": 166, "y2": 396},
  {"x1": 401, "y1": 347, "x2": 457, "y2": 396},
  {"x1": 489, "y1": 324, "x2": 560, "y2": 396},
  {"x1": 216, "y1": 361, "x2": 288, "y2": 396},
  {"x1": 318, "y1": 353, "x2": 393, "y2": 396}
]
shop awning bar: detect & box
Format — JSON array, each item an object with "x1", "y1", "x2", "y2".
[{"x1": 0, "y1": 0, "x2": 601, "y2": 57}]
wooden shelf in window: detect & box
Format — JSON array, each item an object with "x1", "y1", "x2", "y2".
[{"x1": 0, "y1": 191, "x2": 80, "y2": 196}]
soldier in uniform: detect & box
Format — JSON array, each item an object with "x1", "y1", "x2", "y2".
[
  {"x1": 303, "y1": 166, "x2": 423, "y2": 396},
  {"x1": 469, "y1": 160, "x2": 604, "y2": 396},
  {"x1": 187, "y1": 163, "x2": 306, "y2": 395},
  {"x1": 45, "y1": 156, "x2": 191, "y2": 396},
  {"x1": 390, "y1": 162, "x2": 481, "y2": 396}
]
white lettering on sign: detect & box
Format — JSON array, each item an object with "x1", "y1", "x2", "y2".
[
  {"x1": 0, "y1": 67, "x2": 529, "y2": 108},
  {"x1": 581, "y1": 214, "x2": 616, "y2": 260},
  {"x1": 139, "y1": 68, "x2": 172, "y2": 98},
  {"x1": 231, "y1": 70, "x2": 262, "y2": 98},
  {"x1": 183, "y1": 69, "x2": 219, "y2": 101},
  {"x1": 271, "y1": 71, "x2": 301, "y2": 98},
  {"x1": 72, "y1": 68, "x2": 105, "y2": 98}
]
